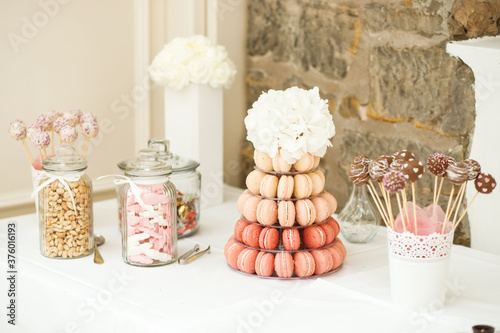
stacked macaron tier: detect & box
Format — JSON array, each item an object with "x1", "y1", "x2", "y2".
[{"x1": 225, "y1": 150, "x2": 347, "y2": 279}]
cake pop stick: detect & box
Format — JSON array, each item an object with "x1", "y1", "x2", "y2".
[
  {"x1": 444, "y1": 161, "x2": 468, "y2": 227},
  {"x1": 366, "y1": 184, "x2": 391, "y2": 228},
  {"x1": 369, "y1": 157, "x2": 392, "y2": 224},
  {"x1": 9, "y1": 119, "x2": 33, "y2": 166},
  {"x1": 53, "y1": 117, "x2": 69, "y2": 144},
  {"x1": 452, "y1": 182, "x2": 466, "y2": 226},
  {"x1": 402, "y1": 160, "x2": 424, "y2": 235},
  {"x1": 427, "y1": 153, "x2": 449, "y2": 204},
  {"x1": 443, "y1": 185, "x2": 455, "y2": 234},
  {"x1": 81, "y1": 121, "x2": 99, "y2": 158},
  {"x1": 454, "y1": 173, "x2": 496, "y2": 229}
]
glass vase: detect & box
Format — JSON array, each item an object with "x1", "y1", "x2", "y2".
[{"x1": 338, "y1": 184, "x2": 379, "y2": 243}]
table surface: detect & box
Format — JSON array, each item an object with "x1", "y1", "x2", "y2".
[{"x1": 0, "y1": 186, "x2": 499, "y2": 333}]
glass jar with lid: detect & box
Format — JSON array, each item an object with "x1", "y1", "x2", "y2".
[
  {"x1": 36, "y1": 146, "x2": 94, "y2": 259},
  {"x1": 121, "y1": 149, "x2": 177, "y2": 266},
  {"x1": 148, "y1": 138, "x2": 201, "y2": 238}
]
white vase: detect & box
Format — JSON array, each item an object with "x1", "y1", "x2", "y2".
[{"x1": 164, "y1": 84, "x2": 224, "y2": 207}]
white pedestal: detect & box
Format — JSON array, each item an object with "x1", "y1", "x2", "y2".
[
  {"x1": 447, "y1": 36, "x2": 500, "y2": 255},
  {"x1": 164, "y1": 85, "x2": 224, "y2": 207}
]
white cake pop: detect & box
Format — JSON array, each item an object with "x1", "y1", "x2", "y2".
[
  {"x1": 59, "y1": 125, "x2": 78, "y2": 144},
  {"x1": 47, "y1": 110, "x2": 61, "y2": 122},
  {"x1": 36, "y1": 114, "x2": 53, "y2": 131},
  {"x1": 8, "y1": 119, "x2": 27, "y2": 141},
  {"x1": 27, "y1": 124, "x2": 41, "y2": 140},
  {"x1": 32, "y1": 131, "x2": 50, "y2": 150},
  {"x1": 81, "y1": 121, "x2": 99, "y2": 138},
  {"x1": 79, "y1": 112, "x2": 96, "y2": 124},
  {"x1": 62, "y1": 111, "x2": 79, "y2": 126},
  {"x1": 69, "y1": 109, "x2": 82, "y2": 125},
  {"x1": 53, "y1": 117, "x2": 69, "y2": 134}
]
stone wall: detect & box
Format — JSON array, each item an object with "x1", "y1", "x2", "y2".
[{"x1": 244, "y1": 0, "x2": 500, "y2": 246}]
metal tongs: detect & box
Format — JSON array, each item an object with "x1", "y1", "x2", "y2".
[{"x1": 178, "y1": 244, "x2": 211, "y2": 265}]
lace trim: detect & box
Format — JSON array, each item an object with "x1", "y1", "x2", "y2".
[{"x1": 387, "y1": 228, "x2": 454, "y2": 259}]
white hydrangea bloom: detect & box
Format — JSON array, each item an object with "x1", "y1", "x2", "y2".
[{"x1": 245, "y1": 87, "x2": 335, "y2": 164}]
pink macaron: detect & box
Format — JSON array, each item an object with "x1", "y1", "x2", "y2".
[
  {"x1": 237, "y1": 190, "x2": 252, "y2": 216},
  {"x1": 309, "y1": 171, "x2": 325, "y2": 196},
  {"x1": 242, "y1": 196, "x2": 262, "y2": 223},
  {"x1": 277, "y1": 175, "x2": 294, "y2": 199},
  {"x1": 246, "y1": 170, "x2": 266, "y2": 195},
  {"x1": 311, "y1": 196, "x2": 331, "y2": 223},
  {"x1": 293, "y1": 174, "x2": 313, "y2": 199},
  {"x1": 274, "y1": 252, "x2": 294, "y2": 278},
  {"x1": 260, "y1": 174, "x2": 278, "y2": 198},
  {"x1": 282, "y1": 228, "x2": 301, "y2": 251},
  {"x1": 332, "y1": 238, "x2": 347, "y2": 260},
  {"x1": 224, "y1": 236, "x2": 235, "y2": 258},
  {"x1": 278, "y1": 200, "x2": 295, "y2": 227},
  {"x1": 293, "y1": 153, "x2": 316, "y2": 172},
  {"x1": 272, "y1": 149, "x2": 292, "y2": 172},
  {"x1": 256, "y1": 199, "x2": 278, "y2": 226},
  {"x1": 311, "y1": 249, "x2": 333, "y2": 275},
  {"x1": 303, "y1": 225, "x2": 326, "y2": 249},
  {"x1": 259, "y1": 227, "x2": 279, "y2": 250},
  {"x1": 254, "y1": 150, "x2": 273, "y2": 171},
  {"x1": 325, "y1": 245, "x2": 343, "y2": 271},
  {"x1": 326, "y1": 218, "x2": 340, "y2": 238},
  {"x1": 226, "y1": 241, "x2": 245, "y2": 269},
  {"x1": 319, "y1": 223, "x2": 335, "y2": 246},
  {"x1": 242, "y1": 224, "x2": 263, "y2": 248},
  {"x1": 294, "y1": 251, "x2": 316, "y2": 277},
  {"x1": 234, "y1": 219, "x2": 250, "y2": 242},
  {"x1": 321, "y1": 191, "x2": 338, "y2": 215},
  {"x1": 237, "y1": 249, "x2": 259, "y2": 274},
  {"x1": 255, "y1": 251, "x2": 274, "y2": 277},
  {"x1": 295, "y1": 199, "x2": 316, "y2": 226}
]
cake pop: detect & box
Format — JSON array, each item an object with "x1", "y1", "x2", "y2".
[
  {"x1": 390, "y1": 159, "x2": 405, "y2": 172},
  {"x1": 31, "y1": 131, "x2": 50, "y2": 162},
  {"x1": 353, "y1": 155, "x2": 371, "y2": 167},
  {"x1": 26, "y1": 124, "x2": 41, "y2": 140},
  {"x1": 369, "y1": 158, "x2": 389, "y2": 182},
  {"x1": 9, "y1": 119, "x2": 33, "y2": 165},
  {"x1": 392, "y1": 150, "x2": 415, "y2": 162},
  {"x1": 383, "y1": 170, "x2": 408, "y2": 231},
  {"x1": 69, "y1": 109, "x2": 82, "y2": 124},
  {"x1": 47, "y1": 110, "x2": 61, "y2": 122},
  {"x1": 349, "y1": 161, "x2": 369, "y2": 185},
  {"x1": 446, "y1": 161, "x2": 468, "y2": 185},
  {"x1": 36, "y1": 114, "x2": 53, "y2": 131},
  {"x1": 427, "y1": 153, "x2": 449, "y2": 205},
  {"x1": 464, "y1": 159, "x2": 481, "y2": 181},
  {"x1": 53, "y1": 117, "x2": 69, "y2": 134},
  {"x1": 62, "y1": 111, "x2": 79, "y2": 126},
  {"x1": 379, "y1": 155, "x2": 394, "y2": 166},
  {"x1": 79, "y1": 112, "x2": 97, "y2": 124},
  {"x1": 402, "y1": 160, "x2": 424, "y2": 235},
  {"x1": 59, "y1": 125, "x2": 78, "y2": 144},
  {"x1": 454, "y1": 173, "x2": 496, "y2": 230}
]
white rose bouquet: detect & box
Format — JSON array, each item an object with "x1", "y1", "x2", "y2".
[
  {"x1": 149, "y1": 35, "x2": 237, "y2": 91},
  {"x1": 244, "y1": 86, "x2": 336, "y2": 164}
]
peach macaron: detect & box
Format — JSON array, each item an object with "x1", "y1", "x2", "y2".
[
  {"x1": 326, "y1": 218, "x2": 340, "y2": 238},
  {"x1": 321, "y1": 191, "x2": 338, "y2": 215},
  {"x1": 259, "y1": 227, "x2": 279, "y2": 250},
  {"x1": 255, "y1": 251, "x2": 274, "y2": 277},
  {"x1": 260, "y1": 174, "x2": 278, "y2": 198},
  {"x1": 242, "y1": 224, "x2": 263, "y2": 248},
  {"x1": 325, "y1": 245, "x2": 343, "y2": 270},
  {"x1": 237, "y1": 190, "x2": 252, "y2": 216},
  {"x1": 256, "y1": 199, "x2": 278, "y2": 226},
  {"x1": 234, "y1": 219, "x2": 250, "y2": 242},
  {"x1": 293, "y1": 251, "x2": 316, "y2": 277},
  {"x1": 295, "y1": 199, "x2": 316, "y2": 226},
  {"x1": 254, "y1": 150, "x2": 273, "y2": 171},
  {"x1": 319, "y1": 223, "x2": 335, "y2": 245},
  {"x1": 246, "y1": 170, "x2": 266, "y2": 195},
  {"x1": 293, "y1": 174, "x2": 313, "y2": 198},
  {"x1": 277, "y1": 175, "x2": 294, "y2": 199},
  {"x1": 242, "y1": 196, "x2": 262, "y2": 223},
  {"x1": 275, "y1": 252, "x2": 294, "y2": 278},
  {"x1": 303, "y1": 225, "x2": 326, "y2": 249},
  {"x1": 226, "y1": 240, "x2": 245, "y2": 269},
  {"x1": 282, "y1": 228, "x2": 301, "y2": 251},
  {"x1": 293, "y1": 153, "x2": 318, "y2": 172},
  {"x1": 311, "y1": 196, "x2": 330, "y2": 223},
  {"x1": 272, "y1": 149, "x2": 292, "y2": 172},
  {"x1": 311, "y1": 249, "x2": 333, "y2": 275},
  {"x1": 278, "y1": 200, "x2": 295, "y2": 227},
  {"x1": 309, "y1": 171, "x2": 325, "y2": 196},
  {"x1": 237, "y1": 249, "x2": 259, "y2": 274}
]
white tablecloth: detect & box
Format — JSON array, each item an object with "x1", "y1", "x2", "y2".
[{"x1": 0, "y1": 186, "x2": 499, "y2": 333}]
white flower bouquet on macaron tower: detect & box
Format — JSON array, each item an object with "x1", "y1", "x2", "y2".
[{"x1": 225, "y1": 86, "x2": 347, "y2": 280}]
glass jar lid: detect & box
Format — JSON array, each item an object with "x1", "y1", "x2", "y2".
[
  {"x1": 124, "y1": 149, "x2": 172, "y2": 177},
  {"x1": 42, "y1": 145, "x2": 88, "y2": 172},
  {"x1": 148, "y1": 138, "x2": 200, "y2": 174}
]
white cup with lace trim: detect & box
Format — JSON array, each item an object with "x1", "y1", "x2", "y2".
[{"x1": 387, "y1": 228, "x2": 455, "y2": 310}]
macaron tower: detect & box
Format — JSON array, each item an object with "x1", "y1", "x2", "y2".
[{"x1": 224, "y1": 87, "x2": 346, "y2": 279}]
